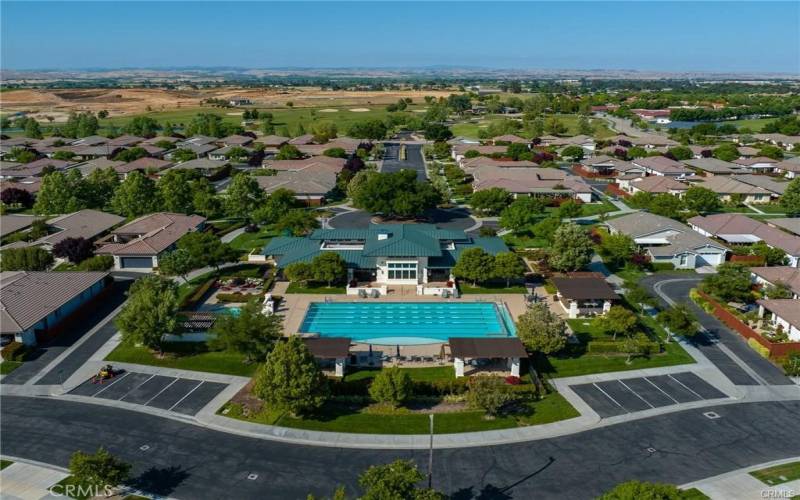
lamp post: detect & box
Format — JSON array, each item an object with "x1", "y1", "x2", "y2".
[{"x1": 427, "y1": 413, "x2": 434, "y2": 489}]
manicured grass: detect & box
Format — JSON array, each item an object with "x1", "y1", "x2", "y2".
[
  {"x1": 345, "y1": 366, "x2": 454, "y2": 383},
  {"x1": 681, "y1": 488, "x2": 710, "y2": 499},
  {"x1": 726, "y1": 117, "x2": 775, "y2": 131},
  {"x1": 711, "y1": 204, "x2": 756, "y2": 214},
  {"x1": 52, "y1": 476, "x2": 93, "y2": 500},
  {"x1": 222, "y1": 389, "x2": 579, "y2": 434},
  {"x1": 752, "y1": 203, "x2": 788, "y2": 214},
  {"x1": 750, "y1": 461, "x2": 800, "y2": 485},
  {"x1": 503, "y1": 230, "x2": 548, "y2": 249},
  {"x1": 105, "y1": 342, "x2": 255, "y2": 377},
  {"x1": 459, "y1": 282, "x2": 527, "y2": 294},
  {"x1": 228, "y1": 226, "x2": 280, "y2": 252},
  {"x1": 537, "y1": 316, "x2": 694, "y2": 378},
  {"x1": 0, "y1": 361, "x2": 22, "y2": 375},
  {"x1": 285, "y1": 282, "x2": 347, "y2": 294},
  {"x1": 578, "y1": 199, "x2": 617, "y2": 216},
  {"x1": 0, "y1": 460, "x2": 12, "y2": 470},
  {"x1": 450, "y1": 114, "x2": 614, "y2": 140}
]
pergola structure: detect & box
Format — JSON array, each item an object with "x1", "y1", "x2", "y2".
[
  {"x1": 303, "y1": 337, "x2": 352, "y2": 377},
  {"x1": 448, "y1": 337, "x2": 528, "y2": 378}
]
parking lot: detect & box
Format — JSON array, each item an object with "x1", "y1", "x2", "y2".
[
  {"x1": 570, "y1": 371, "x2": 728, "y2": 418},
  {"x1": 68, "y1": 371, "x2": 227, "y2": 416}
]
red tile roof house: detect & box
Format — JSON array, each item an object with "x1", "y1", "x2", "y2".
[
  {"x1": 0, "y1": 271, "x2": 109, "y2": 346},
  {"x1": 470, "y1": 166, "x2": 593, "y2": 203},
  {"x1": 750, "y1": 266, "x2": 800, "y2": 299},
  {"x1": 620, "y1": 175, "x2": 689, "y2": 196},
  {"x1": 1, "y1": 209, "x2": 125, "y2": 252},
  {"x1": 631, "y1": 155, "x2": 693, "y2": 177},
  {"x1": 756, "y1": 299, "x2": 800, "y2": 342},
  {"x1": 450, "y1": 144, "x2": 507, "y2": 164},
  {"x1": 688, "y1": 214, "x2": 800, "y2": 267},
  {"x1": 96, "y1": 213, "x2": 206, "y2": 271}
]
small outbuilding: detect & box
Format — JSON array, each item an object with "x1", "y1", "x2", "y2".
[
  {"x1": 551, "y1": 276, "x2": 620, "y2": 318},
  {"x1": 448, "y1": 337, "x2": 527, "y2": 378},
  {"x1": 303, "y1": 337, "x2": 351, "y2": 377}
]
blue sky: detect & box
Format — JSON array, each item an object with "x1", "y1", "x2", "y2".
[{"x1": 2, "y1": 1, "x2": 798, "y2": 73}]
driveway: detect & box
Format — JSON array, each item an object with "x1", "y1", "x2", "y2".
[
  {"x1": 380, "y1": 143, "x2": 426, "y2": 181},
  {"x1": 642, "y1": 274, "x2": 793, "y2": 386},
  {"x1": 5, "y1": 396, "x2": 800, "y2": 499}
]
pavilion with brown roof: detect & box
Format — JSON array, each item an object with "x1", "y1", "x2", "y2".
[
  {"x1": 303, "y1": 337, "x2": 352, "y2": 376},
  {"x1": 448, "y1": 337, "x2": 527, "y2": 377},
  {"x1": 551, "y1": 275, "x2": 620, "y2": 318}
]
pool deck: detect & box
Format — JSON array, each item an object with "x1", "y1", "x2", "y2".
[{"x1": 274, "y1": 281, "x2": 528, "y2": 341}]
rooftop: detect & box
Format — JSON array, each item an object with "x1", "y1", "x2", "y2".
[{"x1": 551, "y1": 276, "x2": 620, "y2": 300}]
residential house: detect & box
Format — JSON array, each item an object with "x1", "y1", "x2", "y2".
[
  {"x1": 766, "y1": 218, "x2": 800, "y2": 237},
  {"x1": 70, "y1": 135, "x2": 109, "y2": 147},
  {"x1": 96, "y1": 213, "x2": 206, "y2": 271},
  {"x1": 683, "y1": 158, "x2": 751, "y2": 176},
  {"x1": 228, "y1": 96, "x2": 252, "y2": 106},
  {"x1": 258, "y1": 135, "x2": 290, "y2": 148},
  {"x1": 541, "y1": 134, "x2": 595, "y2": 153},
  {"x1": 142, "y1": 136, "x2": 179, "y2": 146},
  {"x1": 551, "y1": 275, "x2": 620, "y2": 318},
  {"x1": 255, "y1": 169, "x2": 338, "y2": 206},
  {"x1": 774, "y1": 158, "x2": 800, "y2": 179},
  {"x1": 750, "y1": 267, "x2": 800, "y2": 299},
  {"x1": 738, "y1": 146, "x2": 760, "y2": 157},
  {"x1": 733, "y1": 156, "x2": 778, "y2": 173},
  {"x1": 115, "y1": 157, "x2": 173, "y2": 177},
  {"x1": 609, "y1": 134, "x2": 679, "y2": 149},
  {"x1": 70, "y1": 144, "x2": 124, "y2": 161},
  {"x1": 688, "y1": 214, "x2": 800, "y2": 267},
  {"x1": 263, "y1": 156, "x2": 347, "y2": 174},
  {"x1": 208, "y1": 145, "x2": 253, "y2": 162},
  {"x1": 3, "y1": 209, "x2": 124, "y2": 251},
  {"x1": 167, "y1": 142, "x2": 216, "y2": 159},
  {"x1": 631, "y1": 156, "x2": 692, "y2": 177},
  {"x1": 491, "y1": 134, "x2": 528, "y2": 145},
  {"x1": 731, "y1": 174, "x2": 789, "y2": 198},
  {"x1": 470, "y1": 166, "x2": 593, "y2": 202},
  {"x1": 0, "y1": 158, "x2": 73, "y2": 179},
  {"x1": 108, "y1": 135, "x2": 145, "y2": 147},
  {"x1": 75, "y1": 158, "x2": 125, "y2": 177},
  {"x1": 0, "y1": 214, "x2": 37, "y2": 240},
  {"x1": 620, "y1": 175, "x2": 689, "y2": 196},
  {"x1": 756, "y1": 299, "x2": 800, "y2": 341},
  {"x1": 219, "y1": 135, "x2": 254, "y2": 147},
  {"x1": 169, "y1": 158, "x2": 230, "y2": 178},
  {"x1": 451, "y1": 144, "x2": 507, "y2": 165},
  {"x1": 460, "y1": 157, "x2": 539, "y2": 172},
  {"x1": 753, "y1": 134, "x2": 800, "y2": 151},
  {"x1": 578, "y1": 155, "x2": 618, "y2": 175},
  {"x1": 688, "y1": 176, "x2": 773, "y2": 204},
  {"x1": 606, "y1": 212, "x2": 728, "y2": 269},
  {"x1": 288, "y1": 134, "x2": 315, "y2": 145},
  {"x1": 257, "y1": 224, "x2": 509, "y2": 295},
  {"x1": 0, "y1": 271, "x2": 109, "y2": 346}
]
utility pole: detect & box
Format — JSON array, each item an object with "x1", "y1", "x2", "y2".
[{"x1": 427, "y1": 413, "x2": 434, "y2": 489}]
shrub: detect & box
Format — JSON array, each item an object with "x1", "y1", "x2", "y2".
[
  {"x1": 368, "y1": 367, "x2": 414, "y2": 407},
  {"x1": 180, "y1": 277, "x2": 217, "y2": 309},
  {"x1": 76, "y1": 255, "x2": 114, "y2": 271},
  {"x1": 782, "y1": 352, "x2": 800, "y2": 376},
  {"x1": 216, "y1": 292, "x2": 260, "y2": 303},
  {"x1": 467, "y1": 376, "x2": 515, "y2": 416},
  {"x1": 649, "y1": 262, "x2": 675, "y2": 272},
  {"x1": 747, "y1": 338, "x2": 770, "y2": 358},
  {"x1": 1, "y1": 341, "x2": 27, "y2": 362}
]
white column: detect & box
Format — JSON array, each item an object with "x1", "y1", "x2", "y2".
[
  {"x1": 454, "y1": 357, "x2": 465, "y2": 377},
  {"x1": 758, "y1": 304, "x2": 765, "y2": 318},
  {"x1": 335, "y1": 358, "x2": 345, "y2": 377},
  {"x1": 569, "y1": 300, "x2": 578, "y2": 319},
  {"x1": 509, "y1": 357, "x2": 520, "y2": 377},
  {"x1": 603, "y1": 300, "x2": 612, "y2": 314}
]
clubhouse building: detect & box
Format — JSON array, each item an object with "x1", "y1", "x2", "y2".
[{"x1": 254, "y1": 224, "x2": 509, "y2": 296}]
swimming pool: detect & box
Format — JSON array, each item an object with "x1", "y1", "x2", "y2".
[{"x1": 299, "y1": 302, "x2": 517, "y2": 345}]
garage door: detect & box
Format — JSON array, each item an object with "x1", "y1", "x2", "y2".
[{"x1": 120, "y1": 257, "x2": 153, "y2": 269}]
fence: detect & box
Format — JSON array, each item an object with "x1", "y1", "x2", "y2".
[{"x1": 696, "y1": 290, "x2": 800, "y2": 358}]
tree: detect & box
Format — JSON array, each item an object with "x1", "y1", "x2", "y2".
[
  {"x1": 284, "y1": 261, "x2": 314, "y2": 283},
  {"x1": 759, "y1": 144, "x2": 784, "y2": 160},
  {"x1": 68, "y1": 447, "x2": 131, "y2": 493},
  {"x1": 124, "y1": 116, "x2": 160, "y2": 137},
  {"x1": 224, "y1": 173, "x2": 263, "y2": 218},
  {"x1": 157, "y1": 249, "x2": 194, "y2": 282},
  {"x1": 713, "y1": 143, "x2": 740, "y2": 162},
  {"x1": 469, "y1": 188, "x2": 512, "y2": 215},
  {"x1": 599, "y1": 233, "x2": 636, "y2": 267},
  {"x1": 684, "y1": 186, "x2": 721, "y2": 213},
  {"x1": 157, "y1": 169, "x2": 195, "y2": 213},
  {"x1": 276, "y1": 209, "x2": 320, "y2": 236},
  {"x1": 252, "y1": 188, "x2": 297, "y2": 225},
  {"x1": 598, "y1": 480, "x2": 685, "y2": 500},
  {"x1": 625, "y1": 282, "x2": 655, "y2": 312},
  {"x1": 749, "y1": 241, "x2": 788, "y2": 266},
  {"x1": 84, "y1": 167, "x2": 120, "y2": 209},
  {"x1": 657, "y1": 303, "x2": 700, "y2": 339},
  {"x1": 311, "y1": 121, "x2": 338, "y2": 143},
  {"x1": 52, "y1": 237, "x2": 94, "y2": 264},
  {"x1": 423, "y1": 123, "x2": 453, "y2": 142},
  {"x1": 33, "y1": 171, "x2": 87, "y2": 215},
  {"x1": 493, "y1": 252, "x2": 526, "y2": 287},
  {"x1": 252, "y1": 336, "x2": 329, "y2": 416},
  {"x1": 191, "y1": 178, "x2": 221, "y2": 217},
  {"x1": 177, "y1": 231, "x2": 237, "y2": 271},
  {"x1": 24, "y1": 118, "x2": 43, "y2": 139},
  {"x1": 210, "y1": 297, "x2": 283, "y2": 363},
  {"x1": 225, "y1": 146, "x2": 250, "y2": 162},
  {"x1": 781, "y1": 178, "x2": 800, "y2": 215},
  {"x1": 171, "y1": 148, "x2": 198, "y2": 163},
  {"x1": 369, "y1": 367, "x2": 413, "y2": 407},
  {"x1": 111, "y1": 171, "x2": 159, "y2": 217},
  {"x1": 0, "y1": 247, "x2": 54, "y2": 271},
  {"x1": 702, "y1": 263, "x2": 752, "y2": 302},
  {"x1": 347, "y1": 120, "x2": 388, "y2": 140},
  {"x1": 467, "y1": 376, "x2": 514, "y2": 416},
  {"x1": 597, "y1": 305, "x2": 638, "y2": 341},
  {"x1": 557, "y1": 199, "x2": 582, "y2": 219},
  {"x1": 561, "y1": 145, "x2": 585, "y2": 162},
  {"x1": 667, "y1": 146, "x2": 693, "y2": 161},
  {"x1": 1, "y1": 187, "x2": 34, "y2": 207},
  {"x1": 532, "y1": 216, "x2": 560, "y2": 242},
  {"x1": 322, "y1": 147, "x2": 346, "y2": 158},
  {"x1": 648, "y1": 193, "x2": 684, "y2": 217},
  {"x1": 499, "y1": 196, "x2": 545, "y2": 232},
  {"x1": 359, "y1": 459, "x2": 444, "y2": 500},
  {"x1": 549, "y1": 223, "x2": 593, "y2": 272},
  {"x1": 312, "y1": 252, "x2": 346, "y2": 286},
  {"x1": 453, "y1": 248, "x2": 495, "y2": 285},
  {"x1": 350, "y1": 170, "x2": 440, "y2": 218},
  {"x1": 113, "y1": 147, "x2": 148, "y2": 163},
  {"x1": 115, "y1": 276, "x2": 179, "y2": 354},
  {"x1": 516, "y1": 302, "x2": 567, "y2": 354}
]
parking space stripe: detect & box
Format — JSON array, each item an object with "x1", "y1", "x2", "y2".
[
  {"x1": 592, "y1": 383, "x2": 627, "y2": 412},
  {"x1": 644, "y1": 377, "x2": 679, "y2": 404},
  {"x1": 143, "y1": 378, "x2": 179, "y2": 407},
  {"x1": 91, "y1": 372, "x2": 129, "y2": 397},
  {"x1": 668, "y1": 374, "x2": 704, "y2": 399},
  {"x1": 618, "y1": 380, "x2": 654, "y2": 409},
  {"x1": 119, "y1": 374, "x2": 155, "y2": 402},
  {"x1": 168, "y1": 380, "x2": 204, "y2": 411}
]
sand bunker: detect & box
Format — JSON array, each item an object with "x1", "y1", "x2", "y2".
[
  {"x1": 226, "y1": 112, "x2": 244, "y2": 116},
  {"x1": 319, "y1": 108, "x2": 339, "y2": 113},
  {"x1": 349, "y1": 108, "x2": 370, "y2": 112}
]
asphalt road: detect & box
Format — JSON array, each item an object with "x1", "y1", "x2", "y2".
[
  {"x1": 380, "y1": 142, "x2": 427, "y2": 180},
  {"x1": 329, "y1": 207, "x2": 476, "y2": 231},
  {"x1": 641, "y1": 274, "x2": 792, "y2": 386},
  {"x1": 5, "y1": 396, "x2": 800, "y2": 499}
]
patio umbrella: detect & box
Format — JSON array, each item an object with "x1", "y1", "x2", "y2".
[{"x1": 396, "y1": 345, "x2": 400, "y2": 357}]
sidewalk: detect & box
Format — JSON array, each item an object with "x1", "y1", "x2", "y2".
[
  {"x1": 682, "y1": 457, "x2": 800, "y2": 499},
  {"x1": 0, "y1": 459, "x2": 68, "y2": 500}
]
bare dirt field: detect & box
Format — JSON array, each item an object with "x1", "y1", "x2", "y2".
[{"x1": 1, "y1": 87, "x2": 452, "y2": 118}]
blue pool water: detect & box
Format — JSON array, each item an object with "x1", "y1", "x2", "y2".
[{"x1": 299, "y1": 302, "x2": 517, "y2": 345}]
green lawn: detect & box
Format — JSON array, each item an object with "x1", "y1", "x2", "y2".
[
  {"x1": 681, "y1": 488, "x2": 710, "y2": 499},
  {"x1": 0, "y1": 361, "x2": 22, "y2": 375},
  {"x1": 285, "y1": 282, "x2": 347, "y2": 294},
  {"x1": 459, "y1": 282, "x2": 527, "y2": 294},
  {"x1": 228, "y1": 226, "x2": 280, "y2": 253},
  {"x1": 503, "y1": 231, "x2": 548, "y2": 249},
  {"x1": 51, "y1": 476, "x2": 93, "y2": 500},
  {"x1": 752, "y1": 203, "x2": 788, "y2": 214},
  {"x1": 0, "y1": 460, "x2": 12, "y2": 470},
  {"x1": 726, "y1": 117, "x2": 775, "y2": 131},
  {"x1": 450, "y1": 113, "x2": 614, "y2": 140},
  {"x1": 345, "y1": 366, "x2": 455, "y2": 383},
  {"x1": 750, "y1": 461, "x2": 800, "y2": 485},
  {"x1": 106, "y1": 342, "x2": 255, "y2": 377},
  {"x1": 222, "y1": 389, "x2": 579, "y2": 434},
  {"x1": 537, "y1": 317, "x2": 695, "y2": 378}
]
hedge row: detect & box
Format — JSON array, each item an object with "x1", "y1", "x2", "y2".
[
  {"x1": 330, "y1": 376, "x2": 537, "y2": 398},
  {"x1": 216, "y1": 292, "x2": 262, "y2": 303},
  {"x1": 1, "y1": 341, "x2": 27, "y2": 362},
  {"x1": 181, "y1": 277, "x2": 217, "y2": 310}
]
